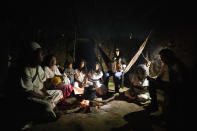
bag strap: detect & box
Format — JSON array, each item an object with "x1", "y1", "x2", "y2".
[{"x1": 32, "y1": 66, "x2": 39, "y2": 83}]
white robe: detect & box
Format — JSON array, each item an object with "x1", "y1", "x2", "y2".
[
  {"x1": 44, "y1": 65, "x2": 70, "y2": 85},
  {"x1": 128, "y1": 73, "x2": 151, "y2": 101},
  {"x1": 88, "y1": 71, "x2": 107, "y2": 95},
  {"x1": 73, "y1": 69, "x2": 86, "y2": 94},
  {"x1": 21, "y1": 65, "x2": 63, "y2": 108}
]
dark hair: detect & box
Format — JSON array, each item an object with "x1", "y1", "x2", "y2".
[
  {"x1": 24, "y1": 48, "x2": 44, "y2": 67},
  {"x1": 78, "y1": 59, "x2": 87, "y2": 73},
  {"x1": 80, "y1": 59, "x2": 86, "y2": 64},
  {"x1": 115, "y1": 48, "x2": 119, "y2": 51},
  {"x1": 135, "y1": 64, "x2": 149, "y2": 77},
  {"x1": 159, "y1": 48, "x2": 175, "y2": 58},
  {"x1": 64, "y1": 61, "x2": 73, "y2": 68},
  {"x1": 113, "y1": 49, "x2": 122, "y2": 60},
  {"x1": 42, "y1": 54, "x2": 56, "y2": 67},
  {"x1": 114, "y1": 48, "x2": 120, "y2": 54},
  {"x1": 92, "y1": 61, "x2": 101, "y2": 73},
  {"x1": 79, "y1": 59, "x2": 86, "y2": 67}
]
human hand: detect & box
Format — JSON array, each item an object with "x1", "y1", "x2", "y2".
[{"x1": 146, "y1": 61, "x2": 151, "y2": 67}]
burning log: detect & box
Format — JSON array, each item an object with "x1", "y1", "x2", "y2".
[
  {"x1": 80, "y1": 100, "x2": 90, "y2": 113},
  {"x1": 62, "y1": 92, "x2": 120, "y2": 114},
  {"x1": 80, "y1": 99, "x2": 90, "y2": 107},
  {"x1": 79, "y1": 99, "x2": 106, "y2": 113}
]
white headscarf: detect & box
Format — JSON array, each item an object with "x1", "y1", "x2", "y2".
[
  {"x1": 137, "y1": 64, "x2": 149, "y2": 77},
  {"x1": 30, "y1": 42, "x2": 41, "y2": 51}
]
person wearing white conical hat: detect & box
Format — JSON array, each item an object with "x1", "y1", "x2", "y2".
[{"x1": 20, "y1": 42, "x2": 63, "y2": 125}]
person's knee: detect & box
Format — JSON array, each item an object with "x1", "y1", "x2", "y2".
[{"x1": 42, "y1": 101, "x2": 53, "y2": 112}]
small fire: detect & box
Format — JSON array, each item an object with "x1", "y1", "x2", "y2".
[
  {"x1": 95, "y1": 106, "x2": 99, "y2": 109},
  {"x1": 80, "y1": 100, "x2": 89, "y2": 107}
]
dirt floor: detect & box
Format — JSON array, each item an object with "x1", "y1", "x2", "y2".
[{"x1": 28, "y1": 85, "x2": 166, "y2": 131}]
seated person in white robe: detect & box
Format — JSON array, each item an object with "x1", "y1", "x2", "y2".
[
  {"x1": 43, "y1": 54, "x2": 71, "y2": 85},
  {"x1": 125, "y1": 64, "x2": 151, "y2": 103},
  {"x1": 43, "y1": 54, "x2": 73, "y2": 103},
  {"x1": 20, "y1": 42, "x2": 63, "y2": 121},
  {"x1": 87, "y1": 62, "x2": 107, "y2": 96},
  {"x1": 73, "y1": 60, "x2": 88, "y2": 95}
]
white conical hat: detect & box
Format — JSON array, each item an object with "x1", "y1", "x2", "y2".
[{"x1": 30, "y1": 42, "x2": 41, "y2": 51}]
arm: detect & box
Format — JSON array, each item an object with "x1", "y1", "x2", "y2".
[
  {"x1": 74, "y1": 71, "x2": 82, "y2": 84},
  {"x1": 156, "y1": 63, "x2": 168, "y2": 81},
  {"x1": 91, "y1": 71, "x2": 103, "y2": 80},
  {"x1": 132, "y1": 81, "x2": 143, "y2": 87},
  {"x1": 44, "y1": 66, "x2": 54, "y2": 79},
  {"x1": 81, "y1": 75, "x2": 88, "y2": 88},
  {"x1": 42, "y1": 87, "x2": 51, "y2": 96},
  {"x1": 54, "y1": 65, "x2": 62, "y2": 76},
  {"x1": 39, "y1": 66, "x2": 47, "y2": 82},
  {"x1": 21, "y1": 67, "x2": 46, "y2": 99},
  {"x1": 77, "y1": 72, "x2": 89, "y2": 88},
  {"x1": 130, "y1": 74, "x2": 144, "y2": 87},
  {"x1": 147, "y1": 75, "x2": 171, "y2": 89},
  {"x1": 51, "y1": 65, "x2": 65, "y2": 81},
  {"x1": 28, "y1": 90, "x2": 46, "y2": 99}
]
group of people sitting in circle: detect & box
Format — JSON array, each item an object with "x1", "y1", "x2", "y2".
[
  {"x1": 18, "y1": 42, "x2": 113, "y2": 123},
  {"x1": 8, "y1": 41, "x2": 188, "y2": 130}
]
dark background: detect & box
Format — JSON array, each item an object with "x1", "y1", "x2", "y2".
[
  {"x1": 4, "y1": 0, "x2": 197, "y2": 81},
  {"x1": 2, "y1": 1, "x2": 197, "y2": 130}
]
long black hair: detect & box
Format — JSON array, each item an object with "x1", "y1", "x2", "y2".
[
  {"x1": 78, "y1": 59, "x2": 87, "y2": 73},
  {"x1": 42, "y1": 54, "x2": 56, "y2": 67},
  {"x1": 92, "y1": 61, "x2": 102, "y2": 74},
  {"x1": 113, "y1": 48, "x2": 121, "y2": 58},
  {"x1": 64, "y1": 61, "x2": 73, "y2": 69}
]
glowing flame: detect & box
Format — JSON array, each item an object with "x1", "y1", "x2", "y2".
[
  {"x1": 80, "y1": 100, "x2": 89, "y2": 107},
  {"x1": 95, "y1": 106, "x2": 99, "y2": 109}
]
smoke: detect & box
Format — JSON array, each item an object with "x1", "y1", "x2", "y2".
[
  {"x1": 148, "y1": 45, "x2": 166, "y2": 77},
  {"x1": 150, "y1": 46, "x2": 163, "y2": 62}
]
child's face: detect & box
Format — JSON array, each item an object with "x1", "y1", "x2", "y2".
[
  {"x1": 80, "y1": 61, "x2": 85, "y2": 68},
  {"x1": 115, "y1": 50, "x2": 119, "y2": 56},
  {"x1": 95, "y1": 64, "x2": 99, "y2": 71},
  {"x1": 69, "y1": 64, "x2": 73, "y2": 69},
  {"x1": 50, "y1": 57, "x2": 56, "y2": 66}
]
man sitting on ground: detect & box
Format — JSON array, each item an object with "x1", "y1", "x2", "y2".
[{"x1": 20, "y1": 42, "x2": 63, "y2": 125}]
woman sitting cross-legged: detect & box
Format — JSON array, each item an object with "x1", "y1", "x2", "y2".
[
  {"x1": 87, "y1": 62, "x2": 107, "y2": 96},
  {"x1": 64, "y1": 61, "x2": 76, "y2": 86},
  {"x1": 125, "y1": 64, "x2": 151, "y2": 104},
  {"x1": 73, "y1": 60, "x2": 88, "y2": 95},
  {"x1": 42, "y1": 54, "x2": 73, "y2": 105}
]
